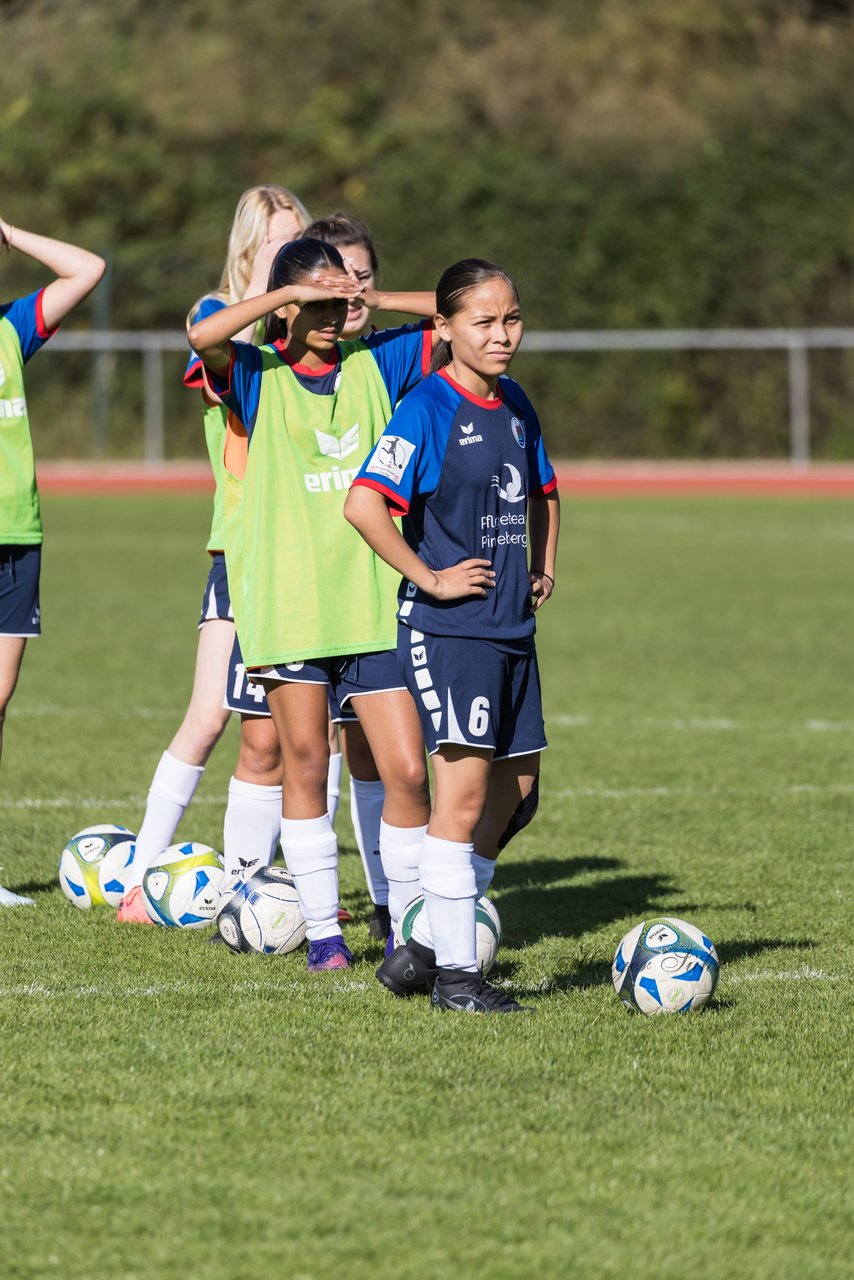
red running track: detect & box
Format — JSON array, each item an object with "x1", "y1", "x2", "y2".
[{"x1": 36, "y1": 460, "x2": 854, "y2": 497}]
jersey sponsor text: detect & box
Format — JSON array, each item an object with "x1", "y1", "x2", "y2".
[
  {"x1": 0, "y1": 397, "x2": 26, "y2": 419},
  {"x1": 304, "y1": 465, "x2": 360, "y2": 493}
]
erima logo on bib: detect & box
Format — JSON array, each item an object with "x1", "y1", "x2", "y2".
[
  {"x1": 315, "y1": 424, "x2": 361, "y2": 461},
  {"x1": 366, "y1": 435, "x2": 415, "y2": 484},
  {"x1": 0, "y1": 397, "x2": 26, "y2": 419}
]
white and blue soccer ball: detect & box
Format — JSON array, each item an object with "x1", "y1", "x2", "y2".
[
  {"x1": 612, "y1": 916, "x2": 720, "y2": 1014},
  {"x1": 217, "y1": 866, "x2": 307, "y2": 955},
  {"x1": 59, "y1": 825, "x2": 137, "y2": 909},
  {"x1": 395, "y1": 894, "x2": 502, "y2": 975},
  {"x1": 142, "y1": 842, "x2": 224, "y2": 928}
]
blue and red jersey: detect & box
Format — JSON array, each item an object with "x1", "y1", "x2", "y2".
[
  {"x1": 0, "y1": 289, "x2": 54, "y2": 364},
  {"x1": 208, "y1": 321, "x2": 432, "y2": 441},
  {"x1": 352, "y1": 368, "x2": 557, "y2": 642}
]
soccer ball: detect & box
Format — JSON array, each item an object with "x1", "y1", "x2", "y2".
[
  {"x1": 395, "y1": 894, "x2": 502, "y2": 975},
  {"x1": 612, "y1": 916, "x2": 720, "y2": 1014},
  {"x1": 217, "y1": 866, "x2": 307, "y2": 955},
  {"x1": 142, "y1": 842, "x2": 225, "y2": 928},
  {"x1": 59, "y1": 825, "x2": 137, "y2": 909}
]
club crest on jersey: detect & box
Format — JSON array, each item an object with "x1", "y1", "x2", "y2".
[
  {"x1": 366, "y1": 435, "x2": 415, "y2": 485},
  {"x1": 510, "y1": 417, "x2": 525, "y2": 448},
  {"x1": 491, "y1": 463, "x2": 525, "y2": 503},
  {"x1": 315, "y1": 423, "x2": 361, "y2": 461}
]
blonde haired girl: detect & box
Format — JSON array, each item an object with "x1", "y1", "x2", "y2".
[{"x1": 118, "y1": 185, "x2": 310, "y2": 922}]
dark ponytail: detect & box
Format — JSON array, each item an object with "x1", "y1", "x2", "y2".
[
  {"x1": 429, "y1": 258, "x2": 519, "y2": 373},
  {"x1": 263, "y1": 237, "x2": 346, "y2": 344},
  {"x1": 303, "y1": 212, "x2": 379, "y2": 275}
]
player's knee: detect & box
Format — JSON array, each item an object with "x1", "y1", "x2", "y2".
[
  {"x1": 283, "y1": 742, "x2": 330, "y2": 796},
  {"x1": 184, "y1": 705, "x2": 230, "y2": 751},
  {"x1": 497, "y1": 772, "x2": 540, "y2": 851},
  {"x1": 236, "y1": 734, "x2": 281, "y2": 785},
  {"x1": 434, "y1": 791, "x2": 486, "y2": 840},
  {"x1": 384, "y1": 752, "x2": 429, "y2": 801}
]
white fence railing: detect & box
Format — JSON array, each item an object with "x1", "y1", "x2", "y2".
[{"x1": 50, "y1": 327, "x2": 854, "y2": 465}]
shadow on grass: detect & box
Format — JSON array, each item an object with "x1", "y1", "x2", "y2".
[
  {"x1": 494, "y1": 855, "x2": 623, "y2": 888},
  {"x1": 500, "y1": 937, "x2": 814, "y2": 1001},
  {"x1": 718, "y1": 937, "x2": 815, "y2": 964},
  {"x1": 6, "y1": 875, "x2": 55, "y2": 897},
  {"x1": 496, "y1": 869, "x2": 677, "y2": 945}
]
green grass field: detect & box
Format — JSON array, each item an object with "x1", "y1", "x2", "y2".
[{"x1": 1, "y1": 493, "x2": 851, "y2": 1280}]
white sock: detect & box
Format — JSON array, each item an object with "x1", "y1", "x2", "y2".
[
  {"x1": 126, "y1": 751, "x2": 204, "y2": 889},
  {"x1": 222, "y1": 777, "x2": 282, "y2": 893},
  {"x1": 412, "y1": 850, "x2": 497, "y2": 949},
  {"x1": 349, "y1": 778, "x2": 388, "y2": 906},
  {"x1": 326, "y1": 752, "x2": 343, "y2": 827},
  {"x1": 472, "y1": 852, "x2": 497, "y2": 897},
  {"x1": 380, "y1": 820, "x2": 426, "y2": 929},
  {"x1": 420, "y1": 834, "x2": 478, "y2": 972},
  {"x1": 280, "y1": 815, "x2": 339, "y2": 942}
]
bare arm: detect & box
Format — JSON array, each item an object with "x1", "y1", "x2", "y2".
[
  {"x1": 344, "y1": 484, "x2": 495, "y2": 601},
  {"x1": 528, "y1": 491, "x2": 560, "y2": 610},
  {"x1": 187, "y1": 275, "x2": 360, "y2": 375},
  {"x1": 362, "y1": 289, "x2": 437, "y2": 319},
  {"x1": 0, "y1": 219, "x2": 105, "y2": 331},
  {"x1": 338, "y1": 260, "x2": 436, "y2": 325}
]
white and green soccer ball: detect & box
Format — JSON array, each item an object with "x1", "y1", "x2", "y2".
[
  {"x1": 395, "y1": 893, "x2": 502, "y2": 975},
  {"x1": 142, "y1": 842, "x2": 225, "y2": 928},
  {"x1": 612, "y1": 916, "x2": 720, "y2": 1014},
  {"x1": 217, "y1": 866, "x2": 307, "y2": 955},
  {"x1": 58, "y1": 825, "x2": 137, "y2": 909}
]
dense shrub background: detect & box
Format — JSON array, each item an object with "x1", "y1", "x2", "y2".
[{"x1": 2, "y1": 0, "x2": 853, "y2": 457}]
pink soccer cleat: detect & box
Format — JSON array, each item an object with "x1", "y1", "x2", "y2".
[
  {"x1": 116, "y1": 884, "x2": 155, "y2": 925},
  {"x1": 306, "y1": 936, "x2": 352, "y2": 972}
]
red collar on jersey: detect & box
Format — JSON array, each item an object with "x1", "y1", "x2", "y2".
[
  {"x1": 274, "y1": 339, "x2": 341, "y2": 378},
  {"x1": 438, "y1": 367, "x2": 504, "y2": 409}
]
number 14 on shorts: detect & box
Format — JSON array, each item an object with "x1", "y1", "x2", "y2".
[{"x1": 232, "y1": 663, "x2": 267, "y2": 706}]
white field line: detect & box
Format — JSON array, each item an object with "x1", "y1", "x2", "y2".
[
  {"x1": 0, "y1": 978, "x2": 373, "y2": 1000},
  {"x1": 568, "y1": 512, "x2": 854, "y2": 545},
  {"x1": 7, "y1": 703, "x2": 176, "y2": 719},
  {"x1": 0, "y1": 794, "x2": 224, "y2": 811},
  {"x1": 2, "y1": 781, "x2": 853, "y2": 811},
  {"x1": 10, "y1": 705, "x2": 854, "y2": 734},
  {"x1": 551, "y1": 713, "x2": 854, "y2": 733},
  {"x1": 0, "y1": 969, "x2": 845, "y2": 1002},
  {"x1": 555, "y1": 783, "x2": 854, "y2": 800}
]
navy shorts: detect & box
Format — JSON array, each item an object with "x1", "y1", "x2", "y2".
[
  {"x1": 399, "y1": 624, "x2": 547, "y2": 760},
  {"x1": 224, "y1": 631, "x2": 271, "y2": 718},
  {"x1": 198, "y1": 552, "x2": 233, "y2": 628},
  {"x1": 0, "y1": 545, "x2": 41, "y2": 637},
  {"x1": 254, "y1": 648, "x2": 405, "y2": 723}
]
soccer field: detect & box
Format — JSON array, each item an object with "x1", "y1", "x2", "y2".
[{"x1": 1, "y1": 493, "x2": 851, "y2": 1280}]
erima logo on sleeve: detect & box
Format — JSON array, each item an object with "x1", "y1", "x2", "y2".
[{"x1": 366, "y1": 435, "x2": 416, "y2": 485}]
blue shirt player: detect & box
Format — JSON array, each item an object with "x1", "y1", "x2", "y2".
[
  {"x1": 0, "y1": 215, "x2": 105, "y2": 907},
  {"x1": 346, "y1": 258, "x2": 560, "y2": 1014}
]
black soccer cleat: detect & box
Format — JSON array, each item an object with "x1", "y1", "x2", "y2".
[
  {"x1": 368, "y1": 903, "x2": 392, "y2": 942},
  {"x1": 431, "y1": 970, "x2": 534, "y2": 1014},
  {"x1": 376, "y1": 938, "x2": 438, "y2": 997}
]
